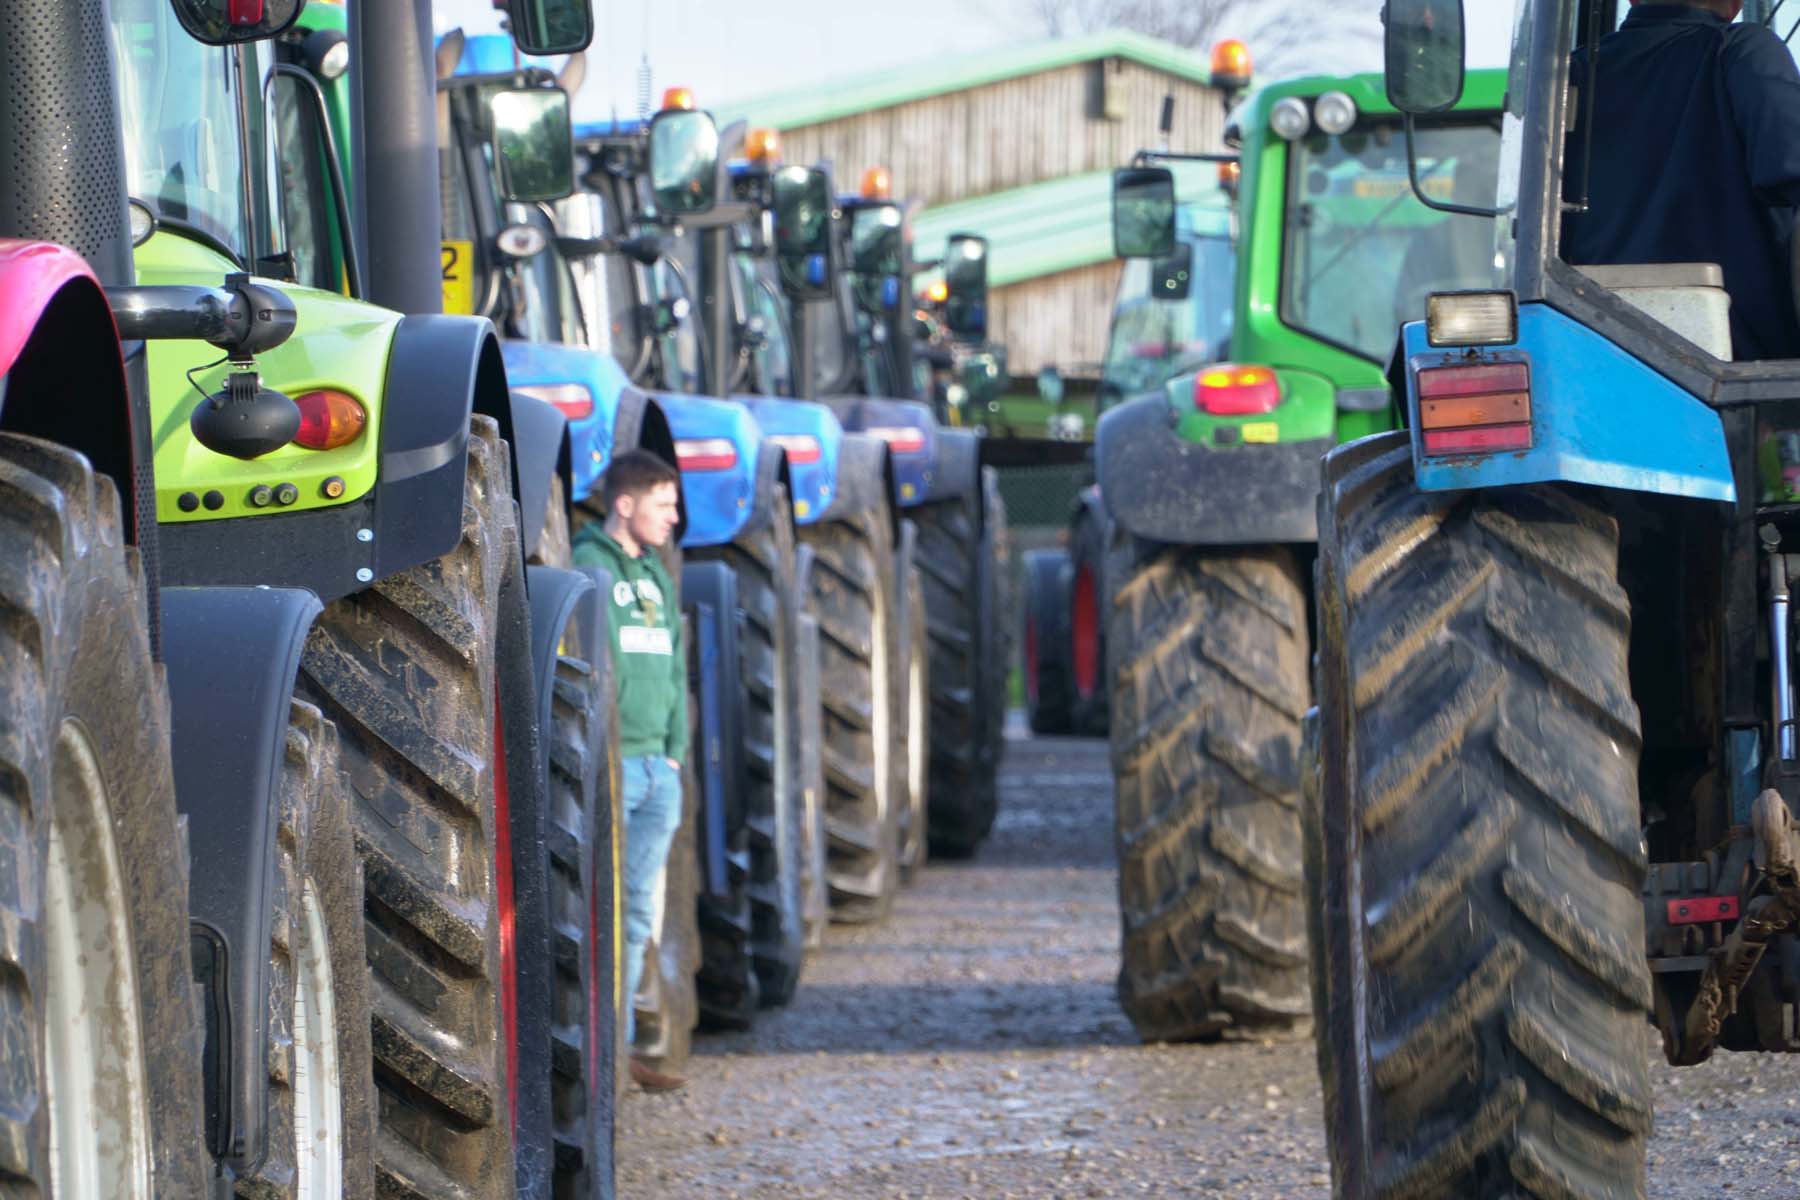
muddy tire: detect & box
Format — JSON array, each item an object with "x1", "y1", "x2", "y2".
[
  {"x1": 1311, "y1": 433, "x2": 1652, "y2": 1199},
  {"x1": 793, "y1": 546, "x2": 831, "y2": 950},
  {"x1": 801, "y1": 506, "x2": 901, "y2": 923},
  {"x1": 1109, "y1": 535, "x2": 1311, "y2": 1043},
  {"x1": 694, "y1": 485, "x2": 807, "y2": 1008},
  {"x1": 544, "y1": 581, "x2": 621, "y2": 1196},
  {"x1": 1023, "y1": 548, "x2": 1074, "y2": 736},
  {"x1": 237, "y1": 703, "x2": 378, "y2": 1200},
  {"x1": 897, "y1": 561, "x2": 930, "y2": 883},
  {"x1": 915, "y1": 471, "x2": 1008, "y2": 857},
  {"x1": 0, "y1": 435, "x2": 209, "y2": 1195},
  {"x1": 632, "y1": 681, "x2": 702, "y2": 1074},
  {"x1": 298, "y1": 418, "x2": 519, "y2": 1199},
  {"x1": 1067, "y1": 493, "x2": 1109, "y2": 737},
  {"x1": 532, "y1": 472, "x2": 572, "y2": 569}
]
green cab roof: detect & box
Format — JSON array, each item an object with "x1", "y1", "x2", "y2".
[
  {"x1": 912, "y1": 161, "x2": 1230, "y2": 291},
  {"x1": 1234, "y1": 66, "x2": 1509, "y2": 132},
  {"x1": 712, "y1": 30, "x2": 1215, "y2": 132}
]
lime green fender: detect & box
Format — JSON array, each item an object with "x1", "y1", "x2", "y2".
[{"x1": 135, "y1": 232, "x2": 398, "y2": 523}]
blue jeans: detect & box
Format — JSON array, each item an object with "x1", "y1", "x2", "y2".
[{"x1": 622, "y1": 754, "x2": 683, "y2": 1043}]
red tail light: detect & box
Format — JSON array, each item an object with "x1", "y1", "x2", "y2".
[
  {"x1": 514, "y1": 383, "x2": 595, "y2": 421},
  {"x1": 292, "y1": 390, "x2": 367, "y2": 450},
  {"x1": 1195, "y1": 364, "x2": 1279, "y2": 415},
  {"x1": 228, "y1": 0, "x2": 265, "y2": 24},
  {"x1": 1417, "y1": 360, "x2": 1532, "y2": 456},
  {"x1": 675, "y1": 438, "x2": 738, "y2": 472},
  {"x1": 769, "y1": 434, "x2": 822, "y2": 464},
  {"x1": 867, "y1": 425, "x2": 927, "y2": 454}
]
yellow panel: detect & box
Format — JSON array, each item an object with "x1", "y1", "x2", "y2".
[
  {"x1": 1241, "y1": 422, "x2": 1279, "y2": 444},
  {"x1": 441, "y1": 240, "x2": 475, "y2": 315}
]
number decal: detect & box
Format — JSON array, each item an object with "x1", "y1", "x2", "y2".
[{"x1": 441, "y1": 239, "x2": 475, "y2": 314}]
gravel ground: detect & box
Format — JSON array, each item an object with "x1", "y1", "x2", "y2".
[{"x1": 618, "y1": 722, "x2": 1800, "y2": 1199}]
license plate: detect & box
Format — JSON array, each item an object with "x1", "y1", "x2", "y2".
[{"x1": 1242, "y1": 422, "x2": 1279, "y2": 444}]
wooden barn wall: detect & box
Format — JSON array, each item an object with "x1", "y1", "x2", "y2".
[
  {"x1": 775, "y1": 61, "x2": 1224, "y2": 208},
  {"x1": 988, "y1": 260, "x2": 1123, "y2": 377}
]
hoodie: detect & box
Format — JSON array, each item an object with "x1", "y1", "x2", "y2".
[{"x1": 572, "y1": 526, "x2": 689, "y2": 764}]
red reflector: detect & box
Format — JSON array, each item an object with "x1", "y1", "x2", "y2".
[
  {"x1": 292, "y1": 390, "x2": 368, "y2": 450},
  {"x1": 1416, "y1": 362, "x2": 1530, "y2": 400},
  {"x1": 1668, "y1": 896, "x2": 1739, "y2": 925},
  {"x1": 1422, "y1": 424, "x2": 1531, "y2": 455},
  {"x1": 675, "y1": 437, "x2": 738, "y2": 472},
  {"x1": 227, "y1": 0, "x2": 264, "y2": 23},
  {"x1": 867, "y1": 425, "x2": 927, "y2": 454},
  {"x1": 1195, "y1": 364, "x2": 1280, "y2": 415},
  {"x1": 513, "y1": 383, "x2": 594, "y2": 421},
  {"x1": 769, "y1": 434, "x2": 822, "y2": 465}
]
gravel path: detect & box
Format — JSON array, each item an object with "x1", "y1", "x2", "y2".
[{"x1": 618, "y1": 725, "x2": 1800, "y2": 1198}]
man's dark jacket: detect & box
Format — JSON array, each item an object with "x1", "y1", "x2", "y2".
[{"x1": 1562, "y1": 4, "x2": 1800, "y2": 360}]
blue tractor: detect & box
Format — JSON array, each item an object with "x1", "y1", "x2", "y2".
[
  {"x1": 771, "y1": 160, "x2": 1016, "y2": 859},
  {"x1": 1310, "y1": 1, "x2": 1800, "y2": 1195},
  {"x1": 434, "y1": 43, "x2": 809, "y2": 1065},
  {"x1": 575, "y1": 105, "x2": 924, "y2": 924}
]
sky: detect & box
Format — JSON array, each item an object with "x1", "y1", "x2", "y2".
[{"x1": 433, "y1": 0, "x2": 1519, "y2": 125}]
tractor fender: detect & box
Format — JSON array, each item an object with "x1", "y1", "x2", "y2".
[
  {"x1": 819, "y1": 430, "x2": 900, "y2": 543},
  {"x1": 821, "y1": 394, "x2": 938, "y2": 508},
  {"x1": 509, "y1": 389, "x2": 572, "y2": 563},
  {"x1": 741, "y1": 396, "x2": 845, "y2": 525},
  {"x1": 744, "y1": 437, "x2": 796, "y2": 541},
  {"x1": 662, "y1": 394, "x2": 765, "y2": 550},
  {"x1": 682, "y1": 561, "x2": 745, "y2": 899},
  {"x1": 161, "y1": 584, "x2": 323, "y2": 1179},
  {"x1": 1095, "y1": 390, "x2": 1326, "y2": 547},
  {"x1": 0, "y1": 240, "x2": 144, "y2": 545},
  {"x1": 927, "y1": 426, "x2": 982, "y2": 508}
]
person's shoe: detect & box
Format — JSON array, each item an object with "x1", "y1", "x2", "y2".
[{"x1": 630, "y1": 1056, "x2": 686, "y2": 1093}]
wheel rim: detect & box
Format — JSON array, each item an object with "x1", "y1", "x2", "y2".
[
  {"x1": 44, "y1": 722, "x2": 152, "y2": 1198},
  {"x1": 1072, "y1": 564, "x2": 1099, "y2": 699},
  {"x1": 907, "y1": 645, "x2": 926, "y2": 843},
  {"x1": 293, "y1": 880, "x2": 343, "y2": 1199}
]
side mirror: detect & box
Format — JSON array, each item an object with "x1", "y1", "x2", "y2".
[
  {"x1": 943, "y1": 233, "x2": 989, "y2": 342},
  {"x1": 1384, "y1": 0, "x2": 1466, "y2": 113},
  {"x1": 850, "y1": 205, "x2": 904, "y2": 277},
  {"x1": 1113, "y1": 167, "x2": 1176, "y2": 259},
  {"x1": 492, "y1": 88, "x2": 575, "y2": 202},
  {"x1": 168, "y1": 0, "x2": 304, "y2": 44},
  {"x1": 1151, "y1": 242, "x2": 1193, "y2": 301},
  {"x1": 773, "y1": 165, "x2": 833, "y2": 299},
  {"x1": 648, "y1": 109, "x2": 720, "y2": 217},
  {"x1": 505, "y1": 0, "x2": 594, "y2": 56},
  {"x1": 1037, "y1": 366, "x2": 1065, "y2": 407}
]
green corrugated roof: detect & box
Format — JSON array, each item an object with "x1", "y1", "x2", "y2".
[
  {"x1": 712, "y1": 30, "x2": 1214, "y2": 132},
  {"x1": 912, "y1": 161, "x2": 1230, "y2": 290}
]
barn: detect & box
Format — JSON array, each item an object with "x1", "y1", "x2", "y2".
[{"x1": 712, "y1": 31, "x2": 1235, "y2": 381}]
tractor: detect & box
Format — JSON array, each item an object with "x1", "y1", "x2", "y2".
[
  {"x1": 1061, "y1": 44, "x2": 1507, "y2": 1046},
  {"x1": 1309, "y1": 1, "x2": 1800, "y2": 1195}
]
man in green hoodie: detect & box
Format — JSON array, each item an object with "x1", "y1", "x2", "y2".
[{"x1": 572, "y1": 449, "x2": 689, "y2": 1091}]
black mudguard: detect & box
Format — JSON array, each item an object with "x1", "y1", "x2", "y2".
[
  {"x1": 925, "y1": 426, "x2": 982, "y2": 509},
  {"x1": 1094, "y1": 391, "x2": 1329, "y2": 546},
  {"x1": 745, "y1": 437, "x2": 796, "y2": 538},
  {"x1": 511, "y1": 389, "x2": 572, "y2": 562},
  {"x1": 817, "y1": 431, "x2": 898, "y2": 542},
  {"x1": 161, "y1": 585, "x2": 322, "y2": 1176}
]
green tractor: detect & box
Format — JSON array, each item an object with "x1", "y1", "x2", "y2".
[
  {"x1": 1076, "y1": 61, "x2": 1506, "y2": 1044},
  {"x1": 119, "y1": 0, "x2": 618, "y2": 1195}
]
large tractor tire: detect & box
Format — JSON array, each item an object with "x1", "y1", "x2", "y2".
[
  {"x1": 545, "y1": 582, "x2": 621, "y2": 1196},
  {"x1": 632, "y1": 686, "x2": 703, "y2": 1075},
  {"x1": 897, "y1": 561, "x2": 930, "y2": 883},
  {"x1": 792, "y1": 546, "x2": 830, "y2": 950},
  {"x1": 0, "y1": 435, "x2": 209, "y2": 1195},
  {"x1": 1310, "y1": 433, "x2": 1652, "y2": 1199},
  {"x1": 916, "y1": 469, "x2": 1011, "y2": 857},
  {"x1": 1023, "y1": 548, "x2": 1075, "y2": 735},
  {"x1": 693, "y1": 484, "x2": 807, "y2": 1008},
  {"x1": 1109, "y1": 534, "x2": 1311, "y2": 1043},
  {"x1": 1067, "y1": 492, "x2": 1109, "y2": 737},
  {"x1": 801, "y1": 505, "x2": 901, "y2": 923},
  {"x1": 298, "y1": 418, "x2": 521, "y2": 1200},
  {"x1": 235, "y1": 701, "x2": 378, "y2": 1200}
]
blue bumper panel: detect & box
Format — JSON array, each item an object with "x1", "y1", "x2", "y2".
[
  {"x1": 1406, "y1": 304, "x2": 1734, "y2": 503},
  {"x1": 500, "y1": 339, "x2": 634, "y2": 502},
  {"x1": 827, "y1": 396, "x2": 937, "y2": 508},
  {"x1": 660, "y1": 394, "x2": 764, "y2": 549},
  {"x1": 741, "y1": 397, "x2": 845, "y2": 525}
]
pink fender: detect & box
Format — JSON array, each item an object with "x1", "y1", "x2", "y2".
[{"x1": 0, "y1": 238, "x2": 117, "y2": 378}]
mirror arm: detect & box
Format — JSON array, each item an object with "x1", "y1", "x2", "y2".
[
  {"x1": 1401, "y1": 115, "x2": 1503, "y2": 219},
  {"x1": 271, "y1": 64, "x2": 362, "y2": 299}
]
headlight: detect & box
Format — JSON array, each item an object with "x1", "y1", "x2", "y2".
[
  {"x1": 1313, "y1": 91, "x2": 1357, "y2": 136},
  {"x1": 1270, "y1": 97, "x2": 1310, "y2": 141}
]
